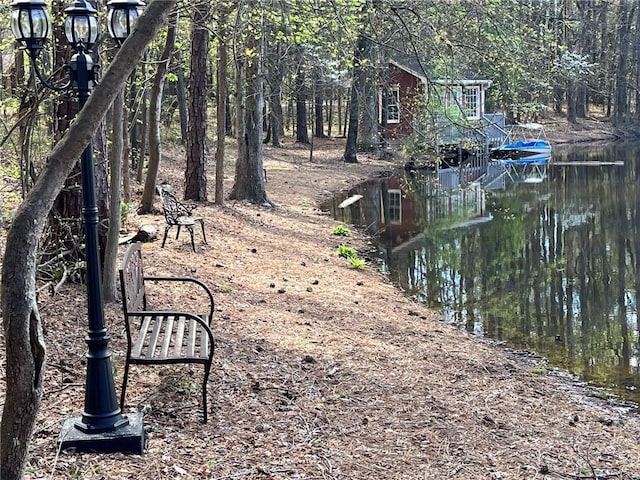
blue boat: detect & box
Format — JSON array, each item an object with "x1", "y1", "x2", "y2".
[{"x1": 490, "y1": 123, "x2": 552, "y2": 162}]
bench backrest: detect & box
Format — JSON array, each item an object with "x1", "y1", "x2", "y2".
[{"x1": 119, "y1": 242, "x2": 146, "y2": 315}]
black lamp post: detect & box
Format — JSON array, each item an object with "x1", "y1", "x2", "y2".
[{"x1": 11, "y1": 0, "x2": 146, "y2": 453}]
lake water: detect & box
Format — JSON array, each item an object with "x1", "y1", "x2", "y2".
[{"x1": 323, "y1": 141, "x2": 640, "y2": 405}]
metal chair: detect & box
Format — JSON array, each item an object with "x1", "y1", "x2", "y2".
[{"x1": 157, "y1": 186, "x2": 207, "y2": 252}]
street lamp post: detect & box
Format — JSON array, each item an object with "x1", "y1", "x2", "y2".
[{"x1": 10, "y1": 0, "x2": 146, "y2": 453}]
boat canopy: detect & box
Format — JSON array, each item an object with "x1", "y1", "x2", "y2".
[{"x1": 518, "y1": 122, "x2": 545, "y2": 130}]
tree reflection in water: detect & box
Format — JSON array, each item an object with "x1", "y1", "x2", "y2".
[{"x1": 324, "y1": 142, "x2": 640, "y2": 405}]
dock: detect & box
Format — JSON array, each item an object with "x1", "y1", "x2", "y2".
[{"x1": 550, "y1": 161, "x2": 624, "y2": 166}]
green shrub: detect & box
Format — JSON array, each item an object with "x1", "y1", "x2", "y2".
[
  {"x1": 332, "y1": 225, "x2": 352, "y2": 237},
  {"x1": 121, "y1": 202, "x2": 132, "y2": 226},
  {"x1": 348, "y1": 257, "x2": 366, "y2": 269},
  {"x1": 336, "y1": 244, "x2": 358, "y2": 258}
]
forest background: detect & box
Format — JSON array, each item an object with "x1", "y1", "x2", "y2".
[{"x1": 2, "y1": 0, "x2": 640, "y2": 478}]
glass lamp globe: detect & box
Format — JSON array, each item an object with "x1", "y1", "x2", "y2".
[
  {"x1": 10, "y1": 0, "x2": 52, "y2": 56},
  {"x1": 64, "y1": 0, "x2": 99, "y2": 50},
  {"x1": 107, "y1": 0, "x2": 145, "y2": 45}
]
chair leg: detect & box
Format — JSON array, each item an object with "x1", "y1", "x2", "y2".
[
  {"x1": 120, "y1": 361, "x2": 131, "y2": 410},
  {"x1": 176, "y1": 225, "x2": 182, "y2": 240},
  {"x1": 199, "y1": 220, "x2": 208, "y2": 244},
  {"x1": 161, "y1": 226, "x2": 170, "y2": 248},
  {"x1": 187, "y1": 225, "x2": 196, "y2": 252}
]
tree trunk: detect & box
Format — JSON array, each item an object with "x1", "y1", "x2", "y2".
[
  {"x1": 1, "y1": 213, "x2": 46, "y2": 480},
  {"x1": 229, "y1": 5, "x2": 269, "y2": 204},
  {"x1": 128, "y1": 66, "x2": 140, "y2": 173},
  {"x1": 225, "y1": 94, "x2": 233, "y2": 135},
  {"x1": 575, "y1": 1, "x2": 590, "y2": 119},
  {"x1": 357, "y1": 34, "x2": 378, "y2": 153},
  {"x1": 343, "y1": 34, "x2": 367, "y2": 163},
  {"x1": 122, "y1": 90, "x2": 131, "y2": 204},
  {"x1": 566, "y1": 79, "x2": 576, "y2": 124},
  {"x1": 337, "y1": 94, "x2": 342, "y2": 136},
  {"x1": 598, "y1": 1, "x2": 611, "y2": 115},
  {"x1": 93, "y1": 120, "x2": 111, "y2": 266},
  {"x1": 140, "y1": 11, "x2": 178, "y2": 213},
  {"x1": 135, "y1": 52, "x2": 150, "y2": 183},
  {"x1": 103, "y1": 88, "x2": 125, "y2": 302},
  {"x1": 327, "y1": 98, "x2": 333, "y2": 137},
  {"x1": 295, "y1": 53, "x2": 309, "y2": 144},
  {"x1": 267, "y1": 43, "x2": 284, "y2": 147},
  {"x1": 234, "y1": 42, "x2": 247, "y2": 188},
  {"x1": 314, "y1": 72, "x2": 325, "y2": 138},
  {"x1": 185, "y1": 2, "x2": 210, "y2": 201},
  {"x1": 633, "y1": 4, "x2": 640, "y2": 119},
  {"x1": 0, "y1": 2, "x2": 175, "y2": 476},
  {"x1": 215, "y1": 6, "x2": 229, "y2": 205},
  {"x1": 175, "y1": 50, "x2": 189, "y2": 143},
  {"x1": 17, "y1": 75, "x2": 37, "y2": 198},
  {"x1": 614, "y1": 1, "x2": 631, "y2": 126}
]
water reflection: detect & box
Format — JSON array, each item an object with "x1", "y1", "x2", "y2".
[{"x1": 323, "y1": 142, "x2": 640, "y2": 404}]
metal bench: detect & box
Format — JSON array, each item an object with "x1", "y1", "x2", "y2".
[
  {"x1": 157, "y1": 186, "x2": 207, "y2": 252},
  {"x1": 118, "y1": 242, "x2": 215, "y2": 423}
]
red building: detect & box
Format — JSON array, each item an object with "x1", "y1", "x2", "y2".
[{"x1": 380, "y1": 58, "x2": 495, "y2": 143}]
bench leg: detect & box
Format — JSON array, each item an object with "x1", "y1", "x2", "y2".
[
  {"x1": 120, "y1": 360, "x2": 131, "y2": 410},
  {"x1": 176, "y1": 225, "x2": 182, "y2": 240},
  {"x1": 202, "y1": 362, "x2": 212, "y2": 423}
]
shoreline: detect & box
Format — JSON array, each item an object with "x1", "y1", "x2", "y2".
[{"x1": 543, "y1": 114, "x2": 640, "y2": 145}]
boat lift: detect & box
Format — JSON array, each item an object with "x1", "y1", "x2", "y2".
[
  {"x1": 502, "y1": 157, "x2": 550, "y2": 183},
  {"x1": 484, "y1": 156, "x2": 550, "y2": 189}
]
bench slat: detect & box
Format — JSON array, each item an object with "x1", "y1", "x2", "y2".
[
  {"x1": 160, "y1": 315, "x2": 175, "y2": 360},
  {"x1": 147, "y1": 316, "x2": 164, "y2": 358},
  {"x1": 174, "y1": 316, "x2": 186, "y2": 358},
  {"x1": 200, "y1": 325, "x2": 209, "y2": 359},
  {"x1": 187, "y1": 319, "x2": 196, "y2": 357},
  {"x1": 132, "y1": 315, "x2": 153, "y2": 358}
]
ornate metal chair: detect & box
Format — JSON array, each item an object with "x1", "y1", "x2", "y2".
[{"x1": 156, "y1": 185, "x2": 207, "y2": 252}]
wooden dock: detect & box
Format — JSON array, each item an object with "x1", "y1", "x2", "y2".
[{"x1": 550, "y1": 161, "x2": 624, "y2": 166}]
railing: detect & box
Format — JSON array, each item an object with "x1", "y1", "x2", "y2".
[
  {"x1": 435, "y1": 113, "x2": 507, "y2": 146},
  {"x1": 405, "y1": 112, "x2": 509, "y2": 192}
]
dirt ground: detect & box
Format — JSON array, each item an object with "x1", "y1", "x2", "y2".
[{"x1": 6, "y1": 117, "x2": 640, "y2": 479}]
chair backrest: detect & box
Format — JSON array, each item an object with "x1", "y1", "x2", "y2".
[
  {"x1": 157, "y1": 186, "x2": 191, "y2": 224},
  {"x1": 119, "y1": 242, "x2": 146, "y2": 315}
]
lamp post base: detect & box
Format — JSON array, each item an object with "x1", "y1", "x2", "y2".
[{"x1": 59, "y1": 412, "x2": 145, "y2": 454}]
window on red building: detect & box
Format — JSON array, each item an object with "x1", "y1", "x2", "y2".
[
  {"x1": 388, "y1": 189, "x2": 402, "y2": 224},
  {"x1": 380, "y1": 86, "x2": 400, "y2": 124}
]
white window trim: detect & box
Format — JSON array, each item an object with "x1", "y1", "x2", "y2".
[
  {"x1": 463, "y1": 86, "x2": 481, "y2": 120},
  {"x1": 379, "y1": 86, "x2": 400, "y2": 124},
  {"x1": 442, "y1": 85, "x2": 482, "y2": 120},
  {"x1": 388, "y1": 189, "x2": 402, "y2": 224}
]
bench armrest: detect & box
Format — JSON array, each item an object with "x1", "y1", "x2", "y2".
[{"x1": 143, "y1": 276, "x2": 214, "y2": 323}]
